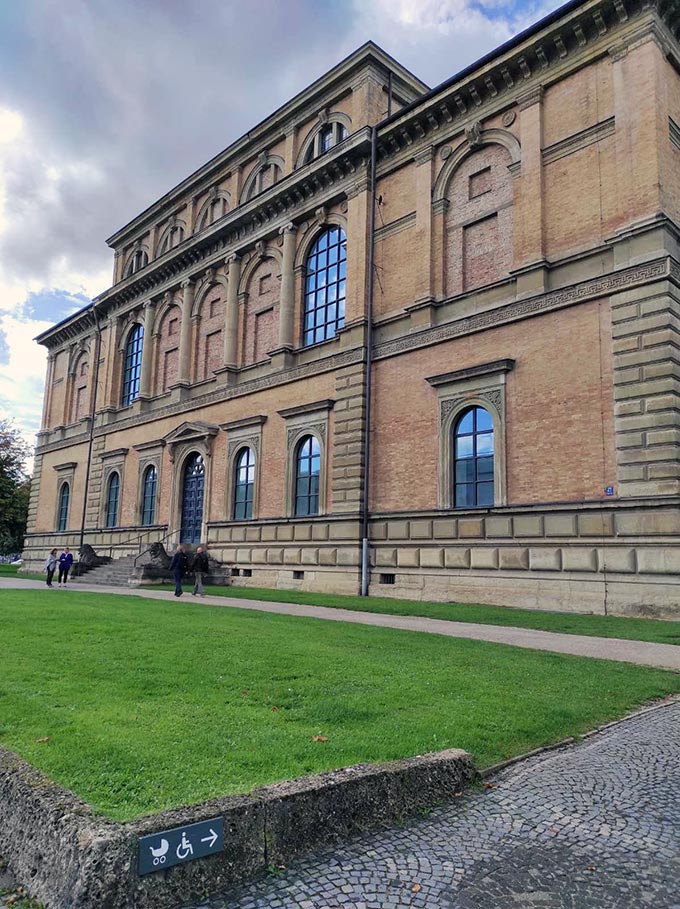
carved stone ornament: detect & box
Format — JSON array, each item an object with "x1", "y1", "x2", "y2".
[
  {"x1": 440, "y1": 144, "x2": 452, "y2": 160},
  {"x1": 440, "y1": 388, "x2": 503, "y2": 427},
  {"x1": 465, "y1": 121, "x2": 483, "y2": 148},
  {"x1": 257, "y1": 150, "x2": 268, "y2": 166},
  {"x1": 228, "y1": 434, "x2": 260, "y2": 461},
  {"x1": 317, "y1": 107, "x2": 329, "y2": 125},
  {"x1": 255, "y1": 240, "x2": 266, "y2": 260},
  {"x1": 315, "y1": 205, "x2": 328, "y2": 225},
  {"x1": 501, "y1": 110, "x2": 516, "y2": 127}
]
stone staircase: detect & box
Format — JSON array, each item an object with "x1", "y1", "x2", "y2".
[{"x1": 70, "y1": 554, "x2": 138, "y2": 588}]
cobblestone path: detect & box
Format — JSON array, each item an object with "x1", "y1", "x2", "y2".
[{"x1": 186, "y1": 702, "x2": 680, "y2": 909}]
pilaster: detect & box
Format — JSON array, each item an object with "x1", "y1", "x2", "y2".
[
  {"x1": 331, "y1": 360, "x2": 366, "y2": 514},
  {"x1": 514, "y1": 86, "x2": 547, "y2": 294},
  {"x1": 277, "y1": 223, "x2": 297, "y2": 351},
  {"x1": 177, "y1": 279, "x2": 194, "y2": 385},
  {"x1": 138, "y1": 301, "x2": 157, "y2": 399}
]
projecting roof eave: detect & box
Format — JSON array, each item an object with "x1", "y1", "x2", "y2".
[
  {"x1": 34, "y1": 301, "x2": 96, "y2": 346},
  {"x1": 105, "y1": 41, "x2": 429, "y2": 249}
]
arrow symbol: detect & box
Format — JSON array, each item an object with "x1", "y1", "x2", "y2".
[{"x1": 200, "y1": 828, "x2": 218, "y2": 848}]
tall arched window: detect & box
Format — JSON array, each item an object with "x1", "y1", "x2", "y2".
[
  {"x1": 121, "y1": 324, "x2": 144, "y2": 406},
  {"x1": 233, "y1": 447, "x2": 255, "y2": 520},
  {"x1": 105, "y1": 472, "x2": 120, "y2": 528},
  {"x1": 141, "y1": 465, "x2": 157, "y2": 526},
  {"x1": 158, "y1": 224, "x2": 184, "y2": 256},
  {"x1": 294, "y1": 435, "x2": 321, "y2": 517},
  {"x1": 303, "y1": 227, "x2": 346, "y2": 346},
  {"x1": 454, "y1": 406, "x2": 494, "y2": 508},
  {"x1": 57, "y1": 482, "x2": 70, "y2": 531}
]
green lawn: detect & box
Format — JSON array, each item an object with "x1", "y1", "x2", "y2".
[
  {"x1": 145, "y1": 582, "x2": 680, "y2": 645},
  {"x1": 0, "y1": 590, "x2": 677, "y2": 822},
  {"x1": 0, "y1": 564, "x2": 44, "y2": 581}
]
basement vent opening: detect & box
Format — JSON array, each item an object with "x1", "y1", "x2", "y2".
[
  {"x1": 293, "y1": 570, "x2": 304, "y2": 580},
  {"x1": 379, "y1": 573, "x2": 396, "y2": 585},
  {"x1": 231, "y1": 568, "x2": 240, "y2": 577},
  {"x1": 242, "y1": 568, "x2": 253, "y2": 578}
]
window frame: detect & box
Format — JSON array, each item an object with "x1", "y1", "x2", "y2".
[
  {"x1": 105, "y1": 471, "x2": 120, "y2": 529},
  {"x1": 302, "y1": 226, "x2": 346, "y2": 347},
  {"x1": 233, "y1": 446, "x2": 256, "y2": 521},
  {"x1": 56, "y1": 481, "x2": 70, "y2": 532},
  {"x1": 121, "y1": 323, "x2": 144, "y2": 407},
  {"x1": 453, "y1": 406, "x2": 495, "y2": 508},
  {"x1": 141, "y1": 464, "x2": 158, "y2": 527},
  {"x1": 293, "y1": 434, "x2": 321, "y2": 517}
]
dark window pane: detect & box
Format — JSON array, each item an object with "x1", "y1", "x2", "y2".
[
  {"x1": 456, "y1": 459, "x2": 476, "y2": 483},
  {"x1": 477, "y1": 482, "x2": 494, "y2": 506},
  {"x1": 455, "y1": 483, "x2": 475, "y2": 508},
  {"x1": 478, "y1": 456, "x2": 494, "y2": 480}
]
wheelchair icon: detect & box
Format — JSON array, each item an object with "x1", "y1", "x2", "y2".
[{"x1": 176, "y1": 831, "x2": 194, "y2": 861}]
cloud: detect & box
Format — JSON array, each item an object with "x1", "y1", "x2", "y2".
[{"x1": 0, "y1": 0, "x2": 563, "y2": 451}]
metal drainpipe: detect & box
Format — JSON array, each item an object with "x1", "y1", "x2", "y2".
[
  {"x1": 79, "y1": 302, "x2": 103, "y2": 554},
  {"x1": 360, "y1": 126, "x2": 377, "y2": 596}
]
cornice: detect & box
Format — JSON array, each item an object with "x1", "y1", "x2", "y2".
[
  {"x1": 220, "y1": 415, "x2": 268, "y2": 431},
  {"x1": 426, "y1": 359, "x2": 515, "y2": 387},
  {"x1": 277, "y1": 399, "x2": 336, "y2": 419},
  {"x1": 374, "y1": 0, "x2": 676, "y2": 170}
]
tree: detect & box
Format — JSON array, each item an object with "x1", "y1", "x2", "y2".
[{"x1": 0, "y1": 419, "x2": 32, "y2": 554}]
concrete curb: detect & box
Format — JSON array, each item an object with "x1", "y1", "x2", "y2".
[{"x1": 0, "y1": 746, "x2": 476, "y2": 909}]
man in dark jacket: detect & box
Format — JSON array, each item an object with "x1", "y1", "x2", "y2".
[
  {"x1": 169, "y1": 545, "x2": 189, "y2": 597},
  {"x1": 192, "y1": 546, "x2": 209, "y2": 597}
]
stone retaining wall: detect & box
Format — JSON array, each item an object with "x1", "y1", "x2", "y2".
[{"x1": 0, "y1": 745, "x2": 476, "y2": 909}]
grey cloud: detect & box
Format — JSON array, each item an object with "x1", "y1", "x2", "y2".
[{"x1": 0, "y1": 0, "x2": 562, "y2": 290}]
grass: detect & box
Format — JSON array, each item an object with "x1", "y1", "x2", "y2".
[
  {"x1": 144, "y1": 582, "x2": 680, "y2": 645},
  {"x1": 0, "y1": 564, "x2": 44, "y2": 581},
  {"x1": 0, "y1": 589, "x2": 678, "y2": 822}
]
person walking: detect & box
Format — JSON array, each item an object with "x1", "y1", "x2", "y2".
[
  {"x1": 57, "y1": 547, "x2": 73, "y2": 587},
  {"x1": 169, "y1": 544, "x2": 189, "y2": 597},
  {"x1": 44, "y1": 548, "x2": 58, "y2": 588},
  {"x1": 191, "y1": 546, "x2": 209, "y2": 597}
]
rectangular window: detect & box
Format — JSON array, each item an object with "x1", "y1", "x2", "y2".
[{"x1": 380, "y1": 573, "x2": 396, "y2": 585}]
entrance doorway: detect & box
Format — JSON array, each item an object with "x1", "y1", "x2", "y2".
[{"x1": 181, "y1": 453, "x2": 205, "y2": 544}]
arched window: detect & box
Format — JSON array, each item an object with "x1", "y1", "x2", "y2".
[
  {"x1": 141, "y1": 465, "x2": 157, "y2": 526},
  {"x1": 453, "y1": 406, "x2": 494, "y2": 508},
  {"x1": 304, "y1": 123, "x2": 348, "y2": 164},
  {"x1": 196, "y1": 194, "x2": 229, "y2": 231},
  {"x1": 303, "y1": 227, "x2": 346, "y2": 346},
  {"x1": 294, "y1": 435, "x2": 321, "y2": 517},
  {"x1": 158, "y1": 224, "x2": 184, "y2": 256},
  {"x1": 121, "y1": 324, "x2": 144, "y2": 406},
  {"x1": 57, "y1": 482, "x2": 70, "y2": 532},
  {"x1": 233, "y1": 447, "x2": 255, "y2": 520},
  {"x1": 105, "y1": 472, "x2": 120, "y2": 528},
  {"x1": 124, "y1": 248, "x2": 148, "y2": 278}
]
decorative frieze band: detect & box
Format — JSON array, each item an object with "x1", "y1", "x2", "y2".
[{"x1": 373, "y1": 258, "x2": 671, "y2": 361}]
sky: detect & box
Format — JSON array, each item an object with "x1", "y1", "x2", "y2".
[{"x1": 0, "y1": 0, "x2": 559, "y2": 462}]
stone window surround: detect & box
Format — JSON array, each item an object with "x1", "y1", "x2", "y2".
[
  {"x1": 165, "y1": 422, "x2": 218, "y2": 541},
  {"x1": 98, "y1": 448, "x2": 128, "y2": 528},
  {"x1": 221, "y1": 415, "x2": 267, "y2": 521},
  {"x1": 52, "y1": 461, "x2": 76, "y2": 531},
  {"x1": 278, "y1": 399, "x2": 334, "y2": 518},
  {"x1": 132, "y1": 439, "x2": 165, "y2": 526},
  {"x1": 426, "y1": 359, "x2": 514, "y2": 510}
]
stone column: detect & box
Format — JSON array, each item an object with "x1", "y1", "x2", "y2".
[
  {"x1": 178, "y1": 279, "x2": 194, "y2": 385},
  {"x1": 514, "y1": 86, "x2": 546, "y2": 295},
  {"x1": 223, "y1": 255, "x2": 241, "y2": 368},
  {"x1": 284, "y1": 126, "x2": 296, "y2": 173},
  {"x1": 41, "y1": 352, "x2": 55, "y2": 429},
  {"x1": 278, "y1": 223, "x2": 297, "y2": 350},
  {"x1": 138, "y1": 300, "x2": 156, "y2": 398}
]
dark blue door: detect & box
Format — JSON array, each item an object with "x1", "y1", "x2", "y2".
[{"x1": 181, "y1": 453, "x2": 205, "y2": 544}]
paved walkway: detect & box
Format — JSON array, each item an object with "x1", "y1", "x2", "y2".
[
  {"x1": 184, "y1": 701, "x2": 680, "y2": 909},
  {"x1": 2, "y1": 577, "x2": 679, "y2": 671}
]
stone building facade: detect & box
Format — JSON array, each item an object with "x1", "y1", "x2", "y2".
[{"x1": 24, "y1": 0, "x2": 680, "y2": 617}]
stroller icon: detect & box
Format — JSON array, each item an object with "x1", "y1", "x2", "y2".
[{"x1": 149, "y1": 838, "x2": 169, "y2": 866}]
